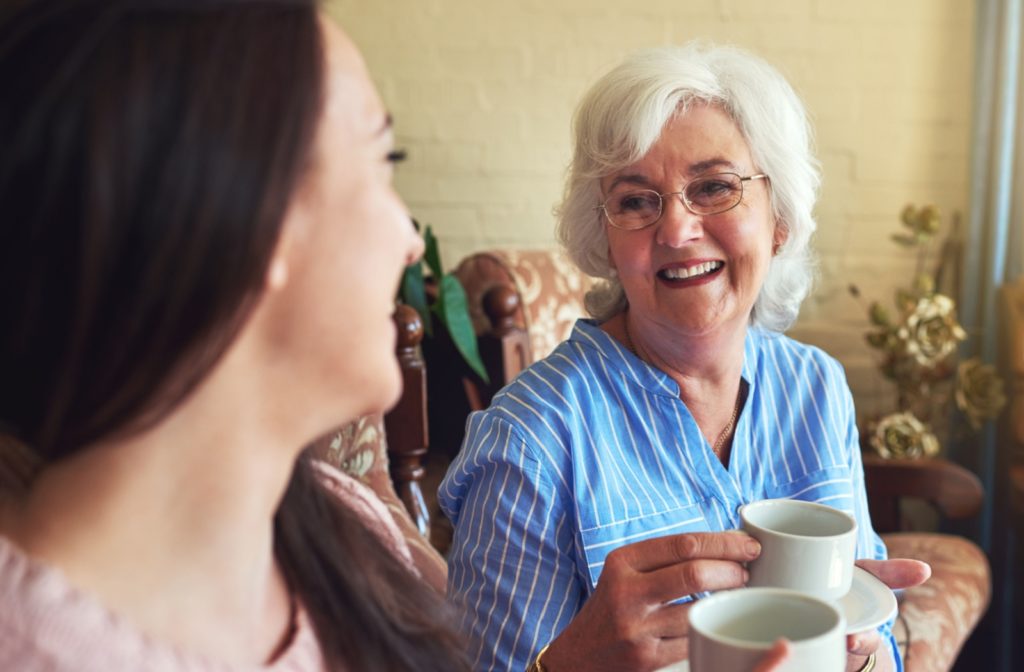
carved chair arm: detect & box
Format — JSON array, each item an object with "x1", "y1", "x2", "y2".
[{"x1": 862, "y1": 454, "x2": 983, "y2": 532}]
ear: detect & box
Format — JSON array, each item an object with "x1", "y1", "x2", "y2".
[{"x1": 772, "y1": 220, "x2": 789, "y2": 256}]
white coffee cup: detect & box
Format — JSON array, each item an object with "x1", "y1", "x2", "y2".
[
  {"x1": 688, "y1": 588, "x2": 847, "y2": 672},
  {"x1": 739, "y1": 499, "x2": 857, "y2": 601}
]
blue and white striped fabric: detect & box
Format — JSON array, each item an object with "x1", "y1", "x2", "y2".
[{"x1": 439, "y1": 319, "x2": 897, "y2": 672}]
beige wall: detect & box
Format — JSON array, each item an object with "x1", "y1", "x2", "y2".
[{"x1": 329, "y1": 0, "x2": 975, "y2": 413}]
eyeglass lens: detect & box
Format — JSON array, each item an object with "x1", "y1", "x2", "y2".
[{"x1": 604, "y1": 173, "x2": 745, "y2": 229}]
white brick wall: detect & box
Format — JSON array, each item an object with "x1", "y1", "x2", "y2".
[{"x1": 329, "y1": 0, "x2": 975, "y2": 411}]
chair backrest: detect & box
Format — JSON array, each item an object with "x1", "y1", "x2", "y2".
[
  {"x1": 308, "y1": 410, "x2": 447, "y2": 593},
  {"x1": 455, "y1": 249, "x2": 592, "y2": 365},
  {"x1": 421, "y1": 249, "x2": 592, "y2": 462}
]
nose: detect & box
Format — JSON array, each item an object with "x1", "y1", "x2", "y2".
[
  {"x1": 656, "y1": 193, "x2": 703, "y2": 247},
  {"x1": 405, "y1": 217, "x2": 425, "y2": 266}
]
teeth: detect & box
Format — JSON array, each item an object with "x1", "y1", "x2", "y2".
[{"x1": 662, "y1": 261, "x2": 723, "y2": 280}]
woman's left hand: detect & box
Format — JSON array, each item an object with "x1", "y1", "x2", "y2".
[
  {"x1": 844, "y1": 558, "x2": 931, "y2": 671},
  {"x1": 752, "y1": 639, "x2": 792, "y2": 672}
]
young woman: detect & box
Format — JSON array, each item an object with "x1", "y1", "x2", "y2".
[{"x1": 0, "y1": 1, "x2": 468, "y2": 669}]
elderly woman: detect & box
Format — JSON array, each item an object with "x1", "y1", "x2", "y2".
[{"x1": 439, "y1": 44, "x2": 929, "y2": 672}]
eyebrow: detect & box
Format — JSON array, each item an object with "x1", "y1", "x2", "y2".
[
  {"x1": 605, "y1": 157, "x2": 740, "y2": 193},
  {"x1": 689, "y1": 158, "x2": 738, "y2": 174}
]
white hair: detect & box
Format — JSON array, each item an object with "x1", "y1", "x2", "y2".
[{"x1": 555, "y1": 42, "x2": 820, "y2": 332}]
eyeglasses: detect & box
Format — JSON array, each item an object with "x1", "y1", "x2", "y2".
[{"x1": 596, "y1": 172, "x2": 768, "y2": 231}]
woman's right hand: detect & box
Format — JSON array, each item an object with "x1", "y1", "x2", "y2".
[{"x1": 538, "y1": 531, "x2": 762, "y2": 672}]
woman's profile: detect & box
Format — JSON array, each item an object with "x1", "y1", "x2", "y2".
[{"x1": 0, "y1": 1, "x2": 468, "y2": 670}]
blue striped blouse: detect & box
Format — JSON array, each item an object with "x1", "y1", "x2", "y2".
[{"x1": 439, "y1": 319, "x2": 897, "y2": 671}]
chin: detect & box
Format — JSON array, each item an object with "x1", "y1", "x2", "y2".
[{"x1": 354, "y1": 356, "x2": 404, "y2": 417}]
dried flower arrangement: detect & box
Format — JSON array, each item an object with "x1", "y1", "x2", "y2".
[{"x1": 849, "y1": 205, "x2": 1006, "y2": 458}]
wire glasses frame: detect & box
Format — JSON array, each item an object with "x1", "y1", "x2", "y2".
[{"x1": 596, "y1": 172, "x2": 769, "y2": 231}]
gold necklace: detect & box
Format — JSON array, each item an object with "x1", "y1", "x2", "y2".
[
  {"x1": 622, "y1": 315, "x2": 742, "y2": 456},
  {"x1": 712, "y1": 392, "x2": 742, "y2": 456}
]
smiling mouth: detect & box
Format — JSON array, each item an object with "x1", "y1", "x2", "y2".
[{"x1": 658, "y1": 261, "x2": 724, "y2": 281}]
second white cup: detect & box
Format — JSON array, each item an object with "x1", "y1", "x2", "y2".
[
  {"x1": 688, "y1": 587, "x2": 847, "y2": 672},
  {"x1": 739, "y1": 499, "x2": 857, "y2": 601}
]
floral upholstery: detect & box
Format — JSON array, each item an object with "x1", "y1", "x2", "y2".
[
  {"x1": 884, "y1": 532, "x2": 991, "y2": 671},
  {"x1": 309, "y1": 414, "x2": 448, "y2": 594},
  {"x1": 454, "y1": 249, "x2": 593, "y2": 359}
]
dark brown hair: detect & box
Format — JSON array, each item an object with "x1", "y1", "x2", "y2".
[{"x1": 0, "y1": 1, "x2": 467, "y2": 669}]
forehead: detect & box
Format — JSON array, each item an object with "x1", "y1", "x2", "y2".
[
  {"x1": 318, "y1": 17, "x2": 385, "y2": 138},
  {"x1": 608, "y1": 103, "x2": 754, "y2": 187},
  {"x1": 649, "y1": 104, "x2": 751, "y2": 168}
]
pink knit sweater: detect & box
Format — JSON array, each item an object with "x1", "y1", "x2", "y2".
[{"x1": 0, "y1": 463, "x2": 416, "y2": 671}]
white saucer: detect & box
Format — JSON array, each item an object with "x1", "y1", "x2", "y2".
[
  {"x1": 653, "y1": 570, "x2": 896, "y2": 671},
  {"x1": 839, "y1": 566, "x2": 898, "y2": 634}
]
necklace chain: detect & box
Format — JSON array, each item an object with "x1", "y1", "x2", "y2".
[
  {"x1": 712, "y1": 395, "x2": 742, "y2": 456},
  {"x1": 621, "y1": 315, "x2": 742, "y2": 456}
]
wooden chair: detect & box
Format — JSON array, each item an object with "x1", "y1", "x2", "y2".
[
  {"x1": 445, "y1": 246, "x2": 993, "y2": 670},
  {"x1": 308, "y1": 303, "x2": 447, "y2": 588},
  {"x1": 425, "y1": 249, "x2": 591, "y2": 460},
  {"x1": 861, "y1": 455, "x2": 990, "y2": 671},
  {"x1": 862, "y1": 455, "x2": 985, "y2": 533}
]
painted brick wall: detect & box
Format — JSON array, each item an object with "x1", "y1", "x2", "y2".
[{"x1": 329, "y1": 0, "x2": 975, "y2": 415}]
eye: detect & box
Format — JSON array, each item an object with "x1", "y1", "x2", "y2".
[
  {"x1": 689, "y1": 175, "x2": 740, "y2": 204},
  {"x1": 386, "y1": 148, "x2": 407, "y2": 164},
  {"x1": 614, "y1": 191, "x2": 660, "y2": 213}
]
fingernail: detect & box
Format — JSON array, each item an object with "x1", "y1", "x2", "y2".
[{"x1": 746, "y1": 539, "x2": 761, "y2": 556}]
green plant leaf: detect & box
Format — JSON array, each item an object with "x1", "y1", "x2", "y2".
[
  {"x1": 399, "y1": 261, "x2": 432, "y2": 337},
  {"x1": 434, "y1": 274, "x2": 489, "y2": 383},
  {"x1": 423, "y1": 225, "x2": 443, "y2": 280}
]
